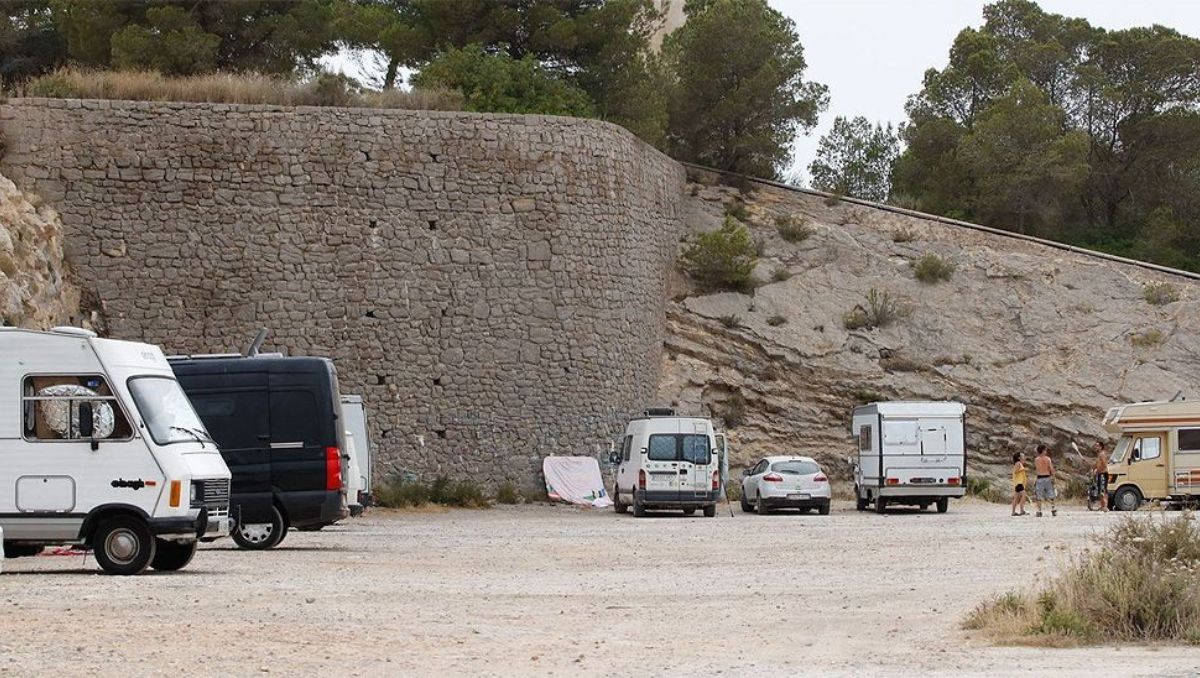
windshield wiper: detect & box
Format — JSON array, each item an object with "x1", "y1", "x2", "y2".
[{"x1": 169, "y1": 425, "x2": 207, "y2": 448}]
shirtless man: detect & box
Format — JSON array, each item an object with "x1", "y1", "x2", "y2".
[
  {"x1": 1033, "y1": 444, "x2": 1057, "y2": 517},
  {"x1": 1093, "y1": 442, "x2": 1109, "y2": 511}
]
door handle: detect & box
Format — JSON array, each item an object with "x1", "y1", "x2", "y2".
[{"x1": 678, "y1": 469, "x2": 687, "y2": 474}]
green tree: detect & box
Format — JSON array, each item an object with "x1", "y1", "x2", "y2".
[
  {"x1": 0, "y1": 1, "x2": 65, "y2": 82},
  {"x1": 663, "y1": 0, "x2": 827, "y2": 178},
  {"x1": 809, "y1": 116, "x2": 900, "y2": 202},
  {"x1": 680, "y1": 216, "x2": 758, "y2": 294},
  {"x1": 411, "y1": 44, "x2": 593, "y2": 117},
  {"x1": 110, "y1": 6, "x2": 220, "y2": 75}
]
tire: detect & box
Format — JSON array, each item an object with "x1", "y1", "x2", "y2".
[
  {"x1": 936, "y1": 498, "x2": 949, "y2": 514},
  {"x1": 919, "y1": 503, "x2": 930, "y2": 511},
  {"x1": 755, "y1": 493, "x2": 770, "y2": 515},
  {"x1": 613, "y1": 485, "x2": 628, "y2": 514},
  {"x1": 874, "y1": 495, "x2": 887, "y2": 514},
  {"x1": 150, "y1": 539, "x2": 197, "y2": 572},
  {"x1": 297, "y1": 525, "x2": 324, "y2": 532},
  {"x1": 232, "y1": 505, "x2": 286, "y2": 550},
  {"x1": 740, "y1": 491, "x2": 753, "y2": 513},
  {"x1": 633, "y1": 494, "x2": 646, "y2": 518},
  {"x1": 855, "y1": 486, "x2": 868, "y2": 512},
  {"x1": 3, "y1": 543, "x2": 44, "y2": 558},
  {"x1": 818, "y1": 501, "x2": 830, "y2": 516},
  {"x1": 682, "y1": 508, "x2": 696, "y2": 516},
  {"x1": 93, "y1": 516, "x2": 156, "y2": 576},
  {"x1": 1114, "y1": 486, "x2": 1142, "y2": 512},
  {"x1": 703, "y1": 504, "x2": 716, "y2": 518}
]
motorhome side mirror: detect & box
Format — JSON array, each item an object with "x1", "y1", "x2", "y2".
[{"x1": 78, "y1": 402, "x2": 98, "y2": 450}]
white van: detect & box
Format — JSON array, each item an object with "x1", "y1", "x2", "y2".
[
  {"x1": 340, "y1": 395, "x2": 373, "y2": 514},
  {"x1": 609, "y1": 409, "x2": 726, "y2": 517},
  {"x1": 0, "y1": 327, "x2": 232, "y2": 574},
  {"x1": 851, "y1": 401, "x2": 967, "y2": 514}
]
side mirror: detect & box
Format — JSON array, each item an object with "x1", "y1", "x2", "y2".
[
  {"x1": 608, "y1": 452, "x2": 621, "y2": 466},
  {"x1": 78, "y1": 402, "x2": 98, "y2": 451}
]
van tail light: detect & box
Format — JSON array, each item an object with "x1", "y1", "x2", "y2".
[
  {"x1": 712, "y1": 470, "x2": 720, "y2": 490},
  {"x1": 886, "y1": 477, "x2": 900, "y2": 485},
  {"x1": 813, "y1": 474, "x2": 828, "y2": 483},
  {"x1": 325, "y1": 447, "x2": 343, "y2": 491},
  {"x1": 638, "y1": 469, "x2": 646, "y2": 490},
  {"x1": 763, "y1": 473, "x2": 783, "y2": 483},
  {"x1": 169, "y1": 480, "x2": 182, "y2": 508},
  {"x1": 947, "y1": 477, "x2": 961, "y2": 486}
]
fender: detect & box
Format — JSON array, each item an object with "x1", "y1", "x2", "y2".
[{"x1": 77, "y1": 503, "x2": 151, "y2": 543}]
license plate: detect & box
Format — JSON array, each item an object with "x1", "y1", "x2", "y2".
[{"x1": 788, "y1": 493, "x2": 810, "y2": 500}]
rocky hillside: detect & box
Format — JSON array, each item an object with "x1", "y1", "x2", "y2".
[
  {"x1": 660, "y1": 170, "x2": 1200, "y2": 481},
  {"x1": 0, "y1": 171, "x2": 78, "y2": 328}
]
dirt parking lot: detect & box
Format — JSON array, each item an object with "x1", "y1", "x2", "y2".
[{"x1": 1, "y1": 501, "x2": 1197, "y2": 677}]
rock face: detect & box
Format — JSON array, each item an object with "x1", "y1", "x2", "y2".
[
  {"x1": 0, "y1": 172, "x2": 77, "y2": 328},
  {"x1": 662, "y1": 174, "x2": 1200, "y2": 481},
  {"x1": 0, "y1": 98, "x2": 685, "y2": 489}
]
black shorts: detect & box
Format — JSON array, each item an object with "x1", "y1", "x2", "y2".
[{"x1": 1014, "y1": 483, "x2": 1025, "y2": 493}]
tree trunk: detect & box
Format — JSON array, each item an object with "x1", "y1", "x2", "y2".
[{"x1": 383, "y1": 56, "x2": 401, "y2": 90}]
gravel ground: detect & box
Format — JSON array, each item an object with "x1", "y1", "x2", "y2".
[{"x1": 1, "y1": 500, "x2": 1197, "y2": 677}]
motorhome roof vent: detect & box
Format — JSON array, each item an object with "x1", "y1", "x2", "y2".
[
  {"x1": 644, "y1": 407, "x2": 676, "y2": 417},
  {"x1": 51, "y1": 326, "x2": 97, "y2": 338}
]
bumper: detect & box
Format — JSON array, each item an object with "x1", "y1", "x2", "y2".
[
  {"x1": 287, "y1": 490, "x2": 348, "y2": 529},
  {"x1": 877, "y1": 485, "x2": 965, "y2": 499},
  {"x1": 149, "y1": 507, "x2": 231, "y2": 541},
  {"x1": 760, "y1": 494, "x2": 831, "y2": 509},
  {"x1": 636, "y1": 489, "x2": 720, "y2": 508}
]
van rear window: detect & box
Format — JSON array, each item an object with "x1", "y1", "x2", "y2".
[{"x1": 647, "y1": 434, "x2": 711, "y2": 464}]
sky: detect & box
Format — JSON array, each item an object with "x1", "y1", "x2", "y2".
[{"x1": 781, "y1": 0, "x2": 1200, "y2": 181}]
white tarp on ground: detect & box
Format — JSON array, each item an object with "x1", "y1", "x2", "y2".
[{"x1": 543, "y1": 456, "x2": 613, "y2": 508}]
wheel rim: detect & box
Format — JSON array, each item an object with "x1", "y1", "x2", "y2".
[
  {"x1": 1119, "y1": 492, "x2": 1137, "y2": 511},
  {"x1": 105, "y1": 528, "x2": 140, "y2": 565},
  {"x1": 240, "y1": 522, "x2": 274, "y2": 544}
]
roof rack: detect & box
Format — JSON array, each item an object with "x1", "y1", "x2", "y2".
[{"x1": 643, "y1": 407, "x2": 676, "y2": 417}]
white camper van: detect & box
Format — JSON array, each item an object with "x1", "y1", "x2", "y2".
[
  {"x1": 851, "y1": 402, "x2": 967, "y2": 514},
  {"x1": 610, "y1": 409, "x2": 726, "y2": 517},
  {"x1": 0, "y1": 327, "x2": 231, "y2": 574},
  {"x1": 340, "y1": 395, "x2": 373, "y2": 514}
]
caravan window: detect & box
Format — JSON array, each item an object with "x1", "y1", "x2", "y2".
[
  {"x1": 1179, "y1": 429, "x2": 1200, "y2": 453},
  {"x1": 883, "y1": 421, "x2": 920, "y2": 446},
  {"x1": 21, "y1": 375, "x2": 133, "y2": 442},
  {"x1": 858, "y1": 426, "x2": 872, "y2": 451}
]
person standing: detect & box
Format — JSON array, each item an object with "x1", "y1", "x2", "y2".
[
  {"x1": 1093, "y1": 442, "x2": 1109, "y2": 511},
  {"x1": 1033, "y1": 444, "x2": 1057, "y2": 517},
  {"x1": 1011, "y1": 452, "x2": 1028, "y2": 516}
]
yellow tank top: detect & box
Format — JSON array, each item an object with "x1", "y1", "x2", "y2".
[{"x1": 1013, "y1": 464, "x2": 1027, "y2": 486}]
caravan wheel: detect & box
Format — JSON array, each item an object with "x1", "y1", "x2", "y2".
[{"x1": 874, "y1": 496, "x2": 887, "y2": 514}]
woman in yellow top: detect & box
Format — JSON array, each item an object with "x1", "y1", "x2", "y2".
[{"x1": 1011, "y1": 452, "x2": 1028, "y2": 516}]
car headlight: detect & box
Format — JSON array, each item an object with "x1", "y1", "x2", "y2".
[{"x1": 190, "y1": 482, "x2": 198, "y2": 503}]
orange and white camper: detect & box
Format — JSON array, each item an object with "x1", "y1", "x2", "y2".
[{"x1": 1102, "y1": 400, "x2": 1200, "y2": 511}]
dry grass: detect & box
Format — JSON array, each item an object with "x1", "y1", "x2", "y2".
[
  {"x1": 965, "y1": 513, "x2": 1200, "y2": 646},
  {"x1": 843, "y1": 288, "x2": 910, "y2": 331},
  {"x1": 775, "y1": 215, "x2": 812, "y2": 243},
  {"x1": 19, "y1": 68, "x2": 464, "y2": 110},
  {"x1": 911, "y1": 253, "x2": 956, "y2": 283},
  {"x1": 1143, "y1": 282, "x2": 1181, "y2": 306}
]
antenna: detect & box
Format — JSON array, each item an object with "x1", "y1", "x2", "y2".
[{"x1": 245, "y1": 328, "x2": 269, "y2": 357}]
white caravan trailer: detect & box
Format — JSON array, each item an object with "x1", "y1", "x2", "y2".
[
  {"x1": 851, "y1": 402, "x2": 967, "y2": 514},
  {"x1": 340, "y1": 395, "x2": 373, "y2": 513},
  {"x1": 0, "y1": 327, "x2": 232, "y2": 574},
  {"x1": 610, "y1": 408, "x2": 726, "y2": 517}
]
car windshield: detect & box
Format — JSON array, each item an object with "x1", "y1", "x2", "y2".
[
  {"x1": 1109, "y1": 437, "x2": 1130, "y2": 465},
  {"x1": 128, "y1": 376, "x2": 213, "y2": 447},
  {"x1": 772, "y1": 460, "x2": 820, "y2": 475}
]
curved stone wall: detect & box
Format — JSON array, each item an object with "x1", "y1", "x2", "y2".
[{"x1": 1, "y1": 98, "x2": 686, "y2": 487}]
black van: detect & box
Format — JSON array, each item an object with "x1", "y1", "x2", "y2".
[{"x1": 169, "y1": 355, "x2": 348, "y2": 550}]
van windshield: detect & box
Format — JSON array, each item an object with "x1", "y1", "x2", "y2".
[
  {"x1": 128, "y1": 376, "x2": 214, "y2": 447},
  {"x1": 1110, "y1": 437, "x2": 1131, "y2": 465}
]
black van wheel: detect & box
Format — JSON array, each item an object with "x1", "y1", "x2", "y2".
[
  {"x1": 151, "y1": 539, "x2": 197, "y2": 571},
  {"x1": 703, "y1": 504, "x2": 717, "y2": 518},
  {"x1": 93, "y1": 516, "x2": 156, "y2": 576},
  {"x1": 232, "y1": 506, "x2": 285, "y2": 550},
  {"x1": 936, "y1": 498, "x2": 949, "y2": 513},
  {"x1": 1114, "y1": 486, "x2": 1142, "y2": 512},
  {"x1": 613, "y1": 485, "x2": 627, "y2": 514}
]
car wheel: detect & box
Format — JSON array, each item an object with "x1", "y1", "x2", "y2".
[
  {"x1": 703, "y1": 503, "x2": 717, "y2": 518},
  {"x1": 232, "y1": 505, "x2": 286, "y2": 550},
  {"x1": 682, "y1": 508, "x2": 696, "y2": 516},
  {"x1": 1114, "y1": 486, "x2": 1141, "y2": 512},
  {"x1": 936, "y1": 498, "x2": 949, "y2": 514},
  {"x1": 874, "y1": 495, "x2": 887, "y2": 514},
  {"x1": 613, "y1": 485, "x2": 628, "y2": 514},
  {"x1": 93, "y1": 516, "x2": 156, "y2": 576},
  {"x1": 740, "y1": 491, "x2": 753, "y2": 513},
  {"x1": 633, "y1": 494, "x2": 646, "y2": 518},
  {"x1": 818, "y1": 501, "x2": 830, "y2": 516},
  {"x1": 150, "y1": 539, "x2": 197, "y2": 572},
  {"x1": 756, "y1": 493, "x2": 770, "y2": 515}
]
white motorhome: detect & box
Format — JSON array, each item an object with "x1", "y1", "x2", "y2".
[
  {"x1": 0, "y1": 327, "x2": 231, "y2": 575},
  {"x1": 340, "y1": 395, "x2": 373, "y2": 514},
  {"x1": 609, "y1": 409, "x2": 726, "y2": 517},
  {"x1": 851, "y1": 402, "x2": 967, "y2": 514}
]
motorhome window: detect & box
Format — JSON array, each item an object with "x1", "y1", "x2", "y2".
[
  {"x1": 647, "y1": 435, "x2": 677, "y2": 461},
  {"x1": 1134, "y1": 437, "x2": 1161, "y2": 462},
  {"x1": 773, "y1": 460, "x2": 820, "y2": 475},
  {"x1": 1179, "y1": 429, "x2": 1200, "y2": 453},
  {"x1": 21, "y1": 375, "x2": 132, "y2": 441},
  {"x1": 858, "y1": 426, "x2": 872, "y2": 451},
  {"x1": 680, "y1": 435, "x2": 710, "y2": 465},
  {"x1": 190, "y1": 391, "x2": 268, "y2": 450},
  {"x1": 128, "y1": 377, "x2": 212, "y2": 446},
  {"x1": 271, "y1": 390, "x2": 324, "y2": 445}
]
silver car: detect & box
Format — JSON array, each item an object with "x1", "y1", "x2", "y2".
[{"x1": 740, "y1": 456, "x2": 832, "y2": 515}]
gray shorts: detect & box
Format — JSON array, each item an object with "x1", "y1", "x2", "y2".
[{"x1": 1034, "y1": 477, "x2": 1056, "y2": 500}]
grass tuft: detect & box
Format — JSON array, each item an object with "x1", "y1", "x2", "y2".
[
  {"x1": 775, "y1": 215, "x2": 812, "y2": 243},
  {"x1": 1143, "y1": 282, "x2": 1180, "y2": 306},
  {"x1": 375, "y1": 475, "x2": 491, "y2": 509},
  {"x1": 911, "y1": 253, "x2": 956, "y2": 283},
  {"x1": 843, "y1": 288, "x2": 909, "y2": 330}
]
